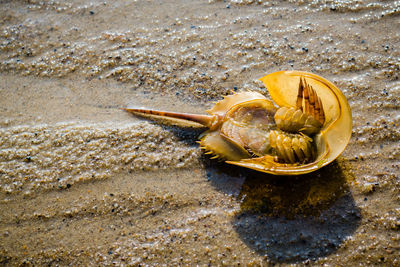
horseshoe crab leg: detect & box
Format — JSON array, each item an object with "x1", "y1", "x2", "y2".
[{"x1": 298, "y1": 77, "x2": 325, "y2": 125}]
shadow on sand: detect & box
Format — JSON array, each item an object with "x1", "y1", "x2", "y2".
[
  {"x1": 205, "y1": 160, "x2": 361, "y2": 263},
  {"x1": 126, "y1": 115, "x2": 361, "y2": 263}
]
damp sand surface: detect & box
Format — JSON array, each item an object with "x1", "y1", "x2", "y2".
[{"x1": 0, "y1": 0, "x2": 399, "y2": 265}]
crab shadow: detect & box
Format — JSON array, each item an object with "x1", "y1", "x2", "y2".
[
  {"x1": 204, "y1": 159, "x2": 361, "y2": 264},
  {"x1": 125, "y1": 114, "x2": 361, "y2": 263}
]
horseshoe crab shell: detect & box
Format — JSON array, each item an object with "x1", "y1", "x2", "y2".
[
  {"x1": 228, "y1": 71, "x2": 352, "y2": 175},
  {"x1": 124, "y1": 71, "x2": 352, "y2": 175}
]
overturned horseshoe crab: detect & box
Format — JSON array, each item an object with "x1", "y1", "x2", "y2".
[{"x1": 124, "y1": 71, "x2": 352, "y2": 175}]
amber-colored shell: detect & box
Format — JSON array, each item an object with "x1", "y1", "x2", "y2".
[
  {"x1": 124, "y1": 71, "x2": 352, "y2": 175},
  {"x1": 227, "y1": 71, "x2": 352, "y2": 175}
]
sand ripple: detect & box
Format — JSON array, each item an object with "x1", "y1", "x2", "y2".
[{"x1": 0, "y1": 122, "x2": 201, "y2": 195}]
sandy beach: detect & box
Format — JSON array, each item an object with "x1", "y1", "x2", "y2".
[{"x1": 0, "y1": 0, "x2": 399, "y2": 265}]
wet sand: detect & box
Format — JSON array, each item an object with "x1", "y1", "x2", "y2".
[{"x1": 0, "y1": 0, "x2": 399, "y2": 265}]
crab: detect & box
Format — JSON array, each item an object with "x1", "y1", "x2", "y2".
[{"x1": 124, "y1": 71, "x2": 352, "y2": 175}]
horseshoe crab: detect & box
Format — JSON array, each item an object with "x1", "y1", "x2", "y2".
[{"x1": 124, "y1": 71, "x2": 352, "y2": 175}]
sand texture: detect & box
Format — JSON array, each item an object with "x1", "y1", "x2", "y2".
[{"x1": 0, "y1": 0, "x2": 399, "y2": 265}]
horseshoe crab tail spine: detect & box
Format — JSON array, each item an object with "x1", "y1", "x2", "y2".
[{"x1": 123, "y1": 107, "x2": 216, "y2": 128}]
